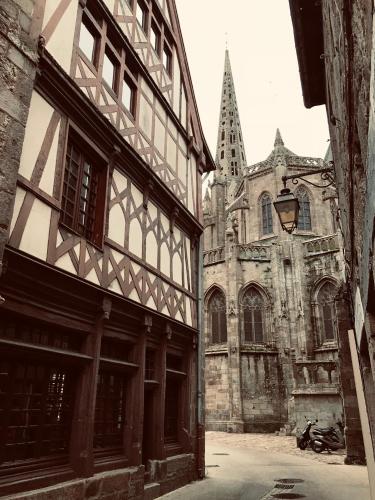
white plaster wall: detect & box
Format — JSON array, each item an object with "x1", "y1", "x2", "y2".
[
  {"x1": 19, "y1": 198, "x2": 51, "y2": 261},
  {"x1": 19, "y1": 92, "x2": 55, "y2": 185},
  {"x1": 139, "y1": 94, "x2": 153, "y2": 140},
  {"x1": 43, "y1": 0, "x2": 79, "y2": 73}
]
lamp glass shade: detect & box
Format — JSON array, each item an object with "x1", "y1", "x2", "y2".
[{"x1": 273, "y1": 189, "x2": 299, "y2": 233}]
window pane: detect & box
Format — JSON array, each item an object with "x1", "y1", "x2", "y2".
[
  {"x1": 94, "y1": 371, "x2": 126, "y2": 449},
  {"x1": 151, "y1": 25, "x2": 160, "y2": 53},
  {"x1": 79, "y1": 23, "x2": 95, "y2": 62},
  {"x1": 164, "y1": 378, "x2": 179, "y2": 443},
  {"x1": 254, "y1": 309, "x2": 263, "y2": 342},
  {"x1": 103, "y1": 52, "x2": 115, "y2": 89},
  {"x1": 163, "y1": 47, "x2": 171, "y2": 73},
  {"x1": 136, "y1": 2, "x2": 145, "y2": 29},
  {"x1": 219, "y1": 309, "x2": 227, "y2": 342},
  {"x1": 323, "y1": 304, "x2": 335, "y2": 340},
  {"x1": 122, "y1": 78, "x2": 133, "y2": 113},
  {"x1": 244, "y1": 309, "x2": 253, "y2": 341},
  {"x1": 212, "y1": 311, "x2": 219, "y2": 343}
]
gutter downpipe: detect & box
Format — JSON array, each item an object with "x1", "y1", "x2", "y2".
[{"x1": 196, "y1": 233, "x2": 205, "y2": 479}]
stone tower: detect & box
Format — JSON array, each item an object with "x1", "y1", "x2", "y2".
[{"x1": 215, "y1": 50, "x2": 247, "y2": 202}]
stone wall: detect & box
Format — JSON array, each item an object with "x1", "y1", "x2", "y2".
[
  {"x1": 294, "y1": 393, "x2": 343, "y2": 435},
  {"x1": 205, "y1": 353, "x2": 230, "y2": 430},
  {"x1": 241, "y1": 353, "x2": 283, "y2": 432},
  {"x1": 0, "y1": 0, "x2": 38, "y2": 279},
  {"x1": 3, "y1": 454, "x2": 196, "y2": 500}
]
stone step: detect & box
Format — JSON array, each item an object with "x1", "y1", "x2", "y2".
[{"x1": 144, "y1": 482, "x2": 161, "y2": 500}]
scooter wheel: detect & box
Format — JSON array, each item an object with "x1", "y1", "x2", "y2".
[
  {"x1": 298, "y1": 439, "x2": 308, "y2": 450},
  {"x1": 311, "y1": 440, "x2": 325, "y2": 453}
]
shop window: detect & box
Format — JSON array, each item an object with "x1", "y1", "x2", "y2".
[
  {"x1": 164, "y1": 377, "x2": 179, "y2": 443},
  {"x1": 145, "y1": 349, "x2": 156, "y2": 380},
  {"x1": 61, "y1": 135, "x2": 106, "y2": 247},
  {"x1": 94, "y1": 370, "x2": 126, "y2": 451},
  {"x1": 0, "y1": 360, "x2": 75, "y2": 466}
]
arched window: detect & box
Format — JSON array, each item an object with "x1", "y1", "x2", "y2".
[
  {"x1": 317, "y1": 281, "x2": 337, "y2": 342},
  {"x1": 208, "y1": 290, "x2": 227, "y2": 343},
  {"x1": 261, "y1": 194, "x2": 273, "y2": 235},
  {"x1": 220, "y1": 150, "x2": 224, "y2": 159},
  {"x1": 241, "y1": 288, "x2": 265, "y2": 343},
  {"x1": 297, "y1": 188, "x2": 312, "y2": 230}
]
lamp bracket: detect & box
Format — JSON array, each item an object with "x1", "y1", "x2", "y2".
[{"x1": 282, "y1": 163, "x2": 335, "y2": 190}]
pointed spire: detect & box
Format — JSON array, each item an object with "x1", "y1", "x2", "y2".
[
  {"x1": 274, "y1": 128, "x2": 284, "y2": 147},
  {"x1": 214, "y1": 50, "x2": 247, "y2": 201}
]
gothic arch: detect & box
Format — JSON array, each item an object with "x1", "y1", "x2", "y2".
[
  {"x1": 295, "y1": 184, "x2": 313, "y2": 231},
  {"x1": 204, "y1": 285, "x2": 227, "y2": 345},
  {"x1": 311, "y1": 276, "x2": 340, "y2": 345},
  {"x1": 258, "y1": 191, "x2": 273, "y2": 237},
  {"x1": 239, "y1": 282, "x2": 272, "y2": 344}
]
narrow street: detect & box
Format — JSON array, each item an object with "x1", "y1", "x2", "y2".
[{"x1": 160, "y1": 433, "x2": 370, "y2": 500}]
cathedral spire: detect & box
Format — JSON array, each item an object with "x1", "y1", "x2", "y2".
[
  {"x1": 215, "y1": 50, "x2": 247, "y2": 200},
  {"x1": 274, "y1": 128, "x2": 284, "y2": 147}
]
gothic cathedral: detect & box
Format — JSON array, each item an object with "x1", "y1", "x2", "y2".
[{"x1": 203, "y1": 50, "x2": 344, "y2": 433}]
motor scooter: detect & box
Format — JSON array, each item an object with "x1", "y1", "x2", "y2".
[
  {"x1": 310, "y1": 421, "x2": 345, "y2": 453},
  {"x1": 297, "y1": 418, "x2": 317, "y2": 450}
]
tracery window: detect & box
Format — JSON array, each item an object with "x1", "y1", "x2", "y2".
[
  {"x1": 241, "y1": 288, "x2": 265, "y2": 343},
  {"x1": 316, "y1": 281, "x2": 337, "y2": 342},
  {"x1": 297, "y1": 188, "x2": 312, "y2": 230},
  {"x1": 261, "y1": 194, "x2": 273, "y2": 235},
  {"x1": 208, "y1": 290, "x2": 227, "y2": 343}
]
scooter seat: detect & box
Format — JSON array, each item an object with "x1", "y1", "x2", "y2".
[{"x1": 314, "y1": 427, "x2": 334, "y2": 435}]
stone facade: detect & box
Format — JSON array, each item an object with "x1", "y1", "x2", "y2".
[
  {"x1": 2, "y1": 454, "x2": 195, "y2": 500},
  {"x1": 0, "y1": 0, "x2": 38, "y2": 282},
  {"x1": 289, "y1": 0, "x2": 372, "y2": 469},
  {"x1": 203, "y1": 50, "x2": 347, "y2": 438}
]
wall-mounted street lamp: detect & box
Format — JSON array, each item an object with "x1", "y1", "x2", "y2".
[{"x1": 273, "y1": 163, "x2": 335, "y2": 234}]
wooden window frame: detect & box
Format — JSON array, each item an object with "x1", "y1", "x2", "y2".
[
  {"x1": 136, "y1": 0, "x2": 148, "y2": 32},
  {"x1": 78, "y1": 14, "x2": 100, "y2": 70},
  {"x1": 150, "y1": 20, "x2": 161, "y2": 56},
  {"x1": 121, "y1": 71, "x2": 137, "y2": 117},
  {"x1": 102, "y1": 48, "x2": 120, "y2": 95},
  {"x1": 60, "y1": 128, "x2": 108, "y2": 249},
  {"x1": 162, "y1": 42, "x2": 172, "y2": 76}
]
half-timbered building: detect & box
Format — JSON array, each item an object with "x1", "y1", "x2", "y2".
[{"x1": 0, "y1": 0, "x2": 214, "y2": 497}]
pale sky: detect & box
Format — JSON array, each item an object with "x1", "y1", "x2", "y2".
[{"x1": 175, "y1": 0, "x2": 330, "y2": 166}]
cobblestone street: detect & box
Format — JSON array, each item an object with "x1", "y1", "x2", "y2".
[{"x1": 205, "y1": 431, "x2": 346, "y2": 465}]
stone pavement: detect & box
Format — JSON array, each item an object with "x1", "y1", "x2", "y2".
[
  {"x1": 205, "y1": 431, "x2": 346, "y2": 465},
  {"x1": 159, "y1": 432, "x2": 369, "y2": 500}
]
